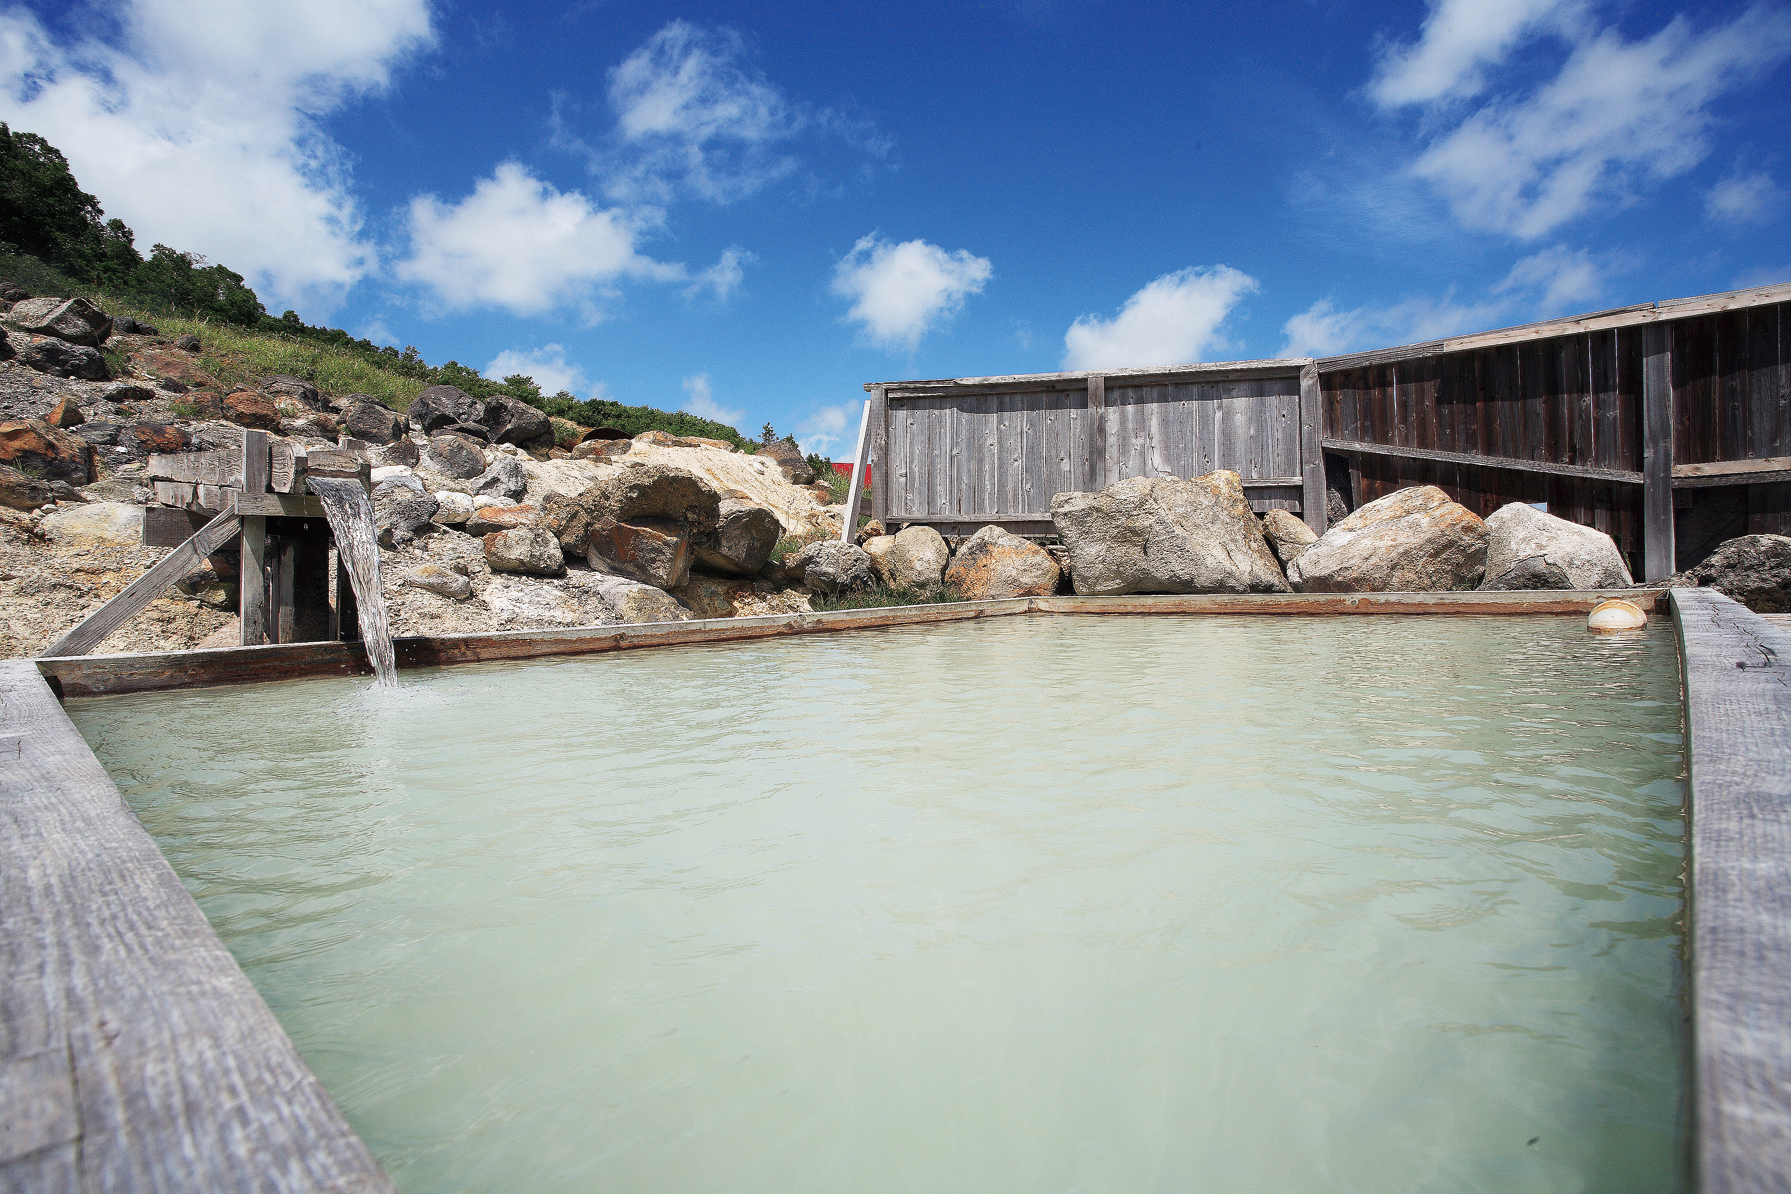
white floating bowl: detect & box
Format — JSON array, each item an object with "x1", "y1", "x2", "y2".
[{"x1": 1587, "y1": 598, "x2": 1647, "y2": 633}]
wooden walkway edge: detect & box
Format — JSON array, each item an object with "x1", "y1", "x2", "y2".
[
  {"x1": 0, "y1": 659, "x2": 394, "y2": 1192},
  {"x1": 1670, "y1": 588, "x2": 1791, "y2": 1194}
]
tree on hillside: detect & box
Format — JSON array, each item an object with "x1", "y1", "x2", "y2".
[{"x1": 0, "y1": 124, "x2": 109, "y2": 273}]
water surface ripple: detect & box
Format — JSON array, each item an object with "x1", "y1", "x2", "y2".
[{"x1": 70, "y1": 615, "x2": 1687, "y2": 1193}]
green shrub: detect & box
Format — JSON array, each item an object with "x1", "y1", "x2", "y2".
[{"x1": 810, "y1": 582, "x2": 966, "y2": 612}]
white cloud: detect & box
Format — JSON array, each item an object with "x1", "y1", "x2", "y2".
[
  {"x1": 1062, "y1": 266, "x2": 1258, "y2": 370},
  {"x1": 1706, "y1": 170, "x2": 1783, "y2": 224},
  {"x1": 397, "y1": 162, "x2": 687, "y2": 317},
  {"x1": 831, "y1": 234, "x2": 992, "y2": 353},
  {"x1": 485, "y1": 345, "x2": 592, "y2": 399},
  {"x1": 1376, "y1": 3, "x2": 1791, "y2": 239},
  {"x1": 796, "y1": 403, "x2": 855, "y2": 458},
  {"x1": 0, "y1": 0, "x2": 433, "y2": 314},
  {"x1": 683, "y1": 246, "x2": 751, "y2": 301},
  {"x1": 1279, "y1": 243, "x2": 1609, "y2": 357},
  {"x1": 679, "y1": 373, "x2": 745, "y2": 429},
  {"x1": 1370, "y1": 0, "x2": 1583, "y2": 107}
]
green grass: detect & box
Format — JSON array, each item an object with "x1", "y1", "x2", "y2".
[
  {"x1": 771, "y1": 529, "x2": 831, "y2": 563},
  {"x1": 809, "y1": 582, "x2": 966, "y2": 611}
]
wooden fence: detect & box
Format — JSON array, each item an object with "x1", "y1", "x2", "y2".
[{"x1": 863, "y1": 280, "x2": 1791, "y2": 580}]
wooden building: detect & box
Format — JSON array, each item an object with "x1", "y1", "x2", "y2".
[{"x1": 862, "y1": 281, "x2": 1791, "y2": 581}]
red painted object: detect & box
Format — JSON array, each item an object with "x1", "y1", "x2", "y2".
[{"x1": 832, "y1": 461, "x2": 870, "y2": 487}]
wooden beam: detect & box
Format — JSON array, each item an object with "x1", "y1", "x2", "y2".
[
  {"x1": 866, "y1": 385, "x2": 889, "y2": 528},
  {"x1": 269, "y1": 440, "x2": 301, "y2": 493},
  {"x1": 1673, "y1": 455, "x2": 1791, "y2": 479},
  {"x1": 1670, "y1": 587, "x2": 1791, "y2": 1194},
  {"x1": 0, "y1": 660, "x2": 394, "y2": 1191},
  {"x1": 42, "y1": 507, "x2": 243, "y2": 658},
  {"x1": 145, "y1": 449, "x2": 241, "y2": 487},
  {"x1": 273, "y1": 537, "x2": 297, "y2": 645},
  {"x1": 301, "y1": 449, "x2": 370, "y2": 485},
  {"x1": 1299, "y1": 361, "x2": 1327, "y2": 536},
  {"x1": 1322, "y1": 437, "x2": 1645, "y2": 484},
  {"x1": 237, "y1": 493, "x2": 327, "y2": 518},
  {"x1": 241, "y1": 429, "x2": 269, "y2": 496},
  {"x1": 1676, "y1": 470, "x2": 1791, "y2": 489},
  {"x1": 1316, "y1": 281, "x2": 1791, "y2": 372},
  {"x1": 1643, "y1": 325, "x2": 1675, "y2": 580},
  {"x1": 839, "y1": 398, "x2": 873, "y2": 542},
  {"x1": 867, "y1": 356, "x2": 1311, "y2": 394}
]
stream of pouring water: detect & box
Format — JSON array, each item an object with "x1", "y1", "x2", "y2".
[{"x1": 305, "y1": 477, "x2": 396, "y2": 686}]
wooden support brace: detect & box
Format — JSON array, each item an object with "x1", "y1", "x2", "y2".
[
  {"x1": 839, "y1": 398, "x2": 873, "y2": 542},
  {"x1": 866, "y1": 385, "x2": 889, "y2": 527},
  {"x1": 43, "y1": 506, "x2": 243, "y2": 657}
]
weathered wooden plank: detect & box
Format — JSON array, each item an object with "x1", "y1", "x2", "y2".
[
  {"x1": 0, "y1": 660, "x2": 393, "y2": 1190},
  {"x1": 1718, "y1": 310, "x2": 1751, "y2": 463},
  {"x1": 273, "y1": 537, "x2": 297, "y2": 644},
  {"x1": 195, "y1": 483, "x2": 239, "y2": 512},
  {"x1": 43, "y1": 509, "x2": 243, "y2": 657},
  {"x1": 867, "y1": 384, "x2": 889, "y2": 527},
  {"x1": 270, "y1": 439, "x2": 301, "y2": 494},
  {"x1": 838, "y1": 398, "x2": 872, "y2": 543},
  {"x1": 140, "y1": 505, "x2": 210, "y2": 548},
  {"x1": 1300, "y1": 362, "x2": 1327, "y2": 535},
  {"x1": 144, "y1": 449, "x2": 241, "y2": 487},
  {"x1": 1674, "y1": 455, "x2": 1791, "y2": 478},
  {"x1": 241, "y1": 429, "x2": 269, "y2": 496},
  {"x1": 1747, "y1": 302, "x2": 1784, "y2": 458},
  {"x1": 240, "y1": 515, "x2": 267, "y2": 647},
  {"x1": 236, "y1": 493, "x2": 328, "y2": 518},
  {"x1": 868, "y1": 357, "x2": 1308, "y2": 392},
  {"x1": 1643, "y1": 324, "x2": 1676, "y2": 581},
  {"x1": 151, "y1": 481, "x2": 195, "y2": 508},
  {"x1": 1676, "y1": 470, "x2": 1791, "y2": 489},
  {"x1": 1669, "y1": 587, "x2": 1791, "y2": 1194},
  {"x1": 998, "y1": 393, "x2": 1024, "y2": 514},
  {"x1": 1321, "y1": 437, "x2": 1643, "y2": 483},
  {"x1": 1088, "y1": 375, "x2": 1108, "y2": 492}
]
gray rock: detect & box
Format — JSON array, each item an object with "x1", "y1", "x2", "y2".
[
  {"x1": 8, "y1": 296, "x2": 112, "y2": 346},
  {"x1": 404, "y1": 563, "x2": 473, "y2": 600},
  {"x1": 864, "y1": 525, "x2": 950, "y2": 590},
  {"x1": 382, "y1": 436, "x2": 420, "y2": 467},
  {"x1": 587, "y1": 518, "x2": 692, "y2": 589},
  {"x1": 373, "y1": 474, "x2": 427, "y2": 502},
  {"x1": 341, "y1": 397, "x2": 405, "y2": 444},
  {"x1": 1051, "y1": 472, "x2": 1290, "y2": 595},
  {"x1": 944, "y1": 525, "x2": 1061, "y2": 599},
  {"x1": 481, "y1": 396, "x2": 552, "y2": 450},
  {"x1": 73, "y1": 421, "x2": 121, "y2": 447},
  {"x1": 430, "y1": 489, "x2": 477, "y2": 526},
  {"x1": 0, "y1": 463, "x2": 53, "y2": 511},
  {"x1": 786, "y1": 539, "x2": 874, "y2": 594},
  {"x1": 409, "y1": 385, "x2": 485, "y2": 433},
  {"x1": 377, "y1": 497, "x2": 439, "y2": 547},
  {"x1": 472, "y1": 455, "x2": 527, "y2": 502},
  {"x1": 587, "y1": 573, "x2": 692, "y2": 623},
  {"x1": 485, "y1": 526, "x2": 566, "y2": 576},
  {"x1": 757, "y1": 438, "x2": 814, "y2": 484},
  {"x1": 259, "y1": 374, "x2": 324, "y2": 411},
  {"x1": 425, "y1": 435, "x2": 486, "y2": 479},
  {"x1": 17, "y1": 338, "x2": 107, "y2": 380},
  {"x1": 1682, "y1": 534, "x2": 1791, "y2": 612},
  {"x1": 692, "y1": 498, "x2": 781, "y2": 575},
  {"x1": 1478, "y1": 503, "x2": 1633, "y2": 591},
  {"x1": 39, "y1": 501, "x2": 142, "y2": 546},
  {"x1": 173, "y1": 333, "x2": 201, "y2": 352},
  {"x1": 1288, "y1": 485, "x2": 1487, "y2": 593},
  {"x1": 1260, "y1": 509, "x2": 1318, "y2": 569}
]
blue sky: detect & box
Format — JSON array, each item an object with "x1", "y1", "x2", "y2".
[{"x1": 3, "y1": 1, "x2": 1788, "y2": 457}]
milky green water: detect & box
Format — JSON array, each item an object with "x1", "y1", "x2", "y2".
[{"x1": 69, "y1": 615, "x2": 1687, "y2": 1194}]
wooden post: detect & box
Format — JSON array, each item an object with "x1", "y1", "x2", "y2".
[
  {"x1": 272, "y1": 535, "x2": 296, "y2": 645},
  {"x1": 866, "y1": 385, "x2": 889, "y2": 527},
  {"x1": 1087, "y1": 375, "x2": 1107, "y2": 491},
  {"x1": 239, "y1": 431, "x2": 269, "y2": 646},
  {"x1": 839, "y1": 399, "x2": 873, "y2": 543},
  {"x1": 1298, "y1": 362, "x2": 1328, "y2": 536},
  {"x1": 1642, "y1": 324, "x2": 1675, "y2": 580}
]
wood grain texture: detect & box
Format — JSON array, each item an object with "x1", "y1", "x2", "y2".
[
  {"x1": 140, "y1": 506, "x2": 210, "y2": 548},
  {"x1": 1299, "y1": 362, "x2": 1327, "y2": 535},
  {"x1": 145, "y1": 449, "x2": 241, "y2": 487},
  {"x1": 1669, "y1": 587, "x2": 1791, "y2": 1194},
  {"x1": 838, "y1": 398, "x2": 871, "y2": 543},
  {"x1": 1644, "y1": 324, "x2": 1676, "y2": 581},
  {"x1": 1322, "y1": 437, "x2": 1644, "y2": 483},
  {"x1": 866, "y1": 386, "x2": 888, "y2": 526},
  {"x1": 236, "y1": 494, "x2": 327, "y2": 518},
  {"x1": 0, "y1": 660, "x2": 393, "y2": 1192},
  {"x1": 44, "y1": 508, "x2": 243, "y2": 658}
]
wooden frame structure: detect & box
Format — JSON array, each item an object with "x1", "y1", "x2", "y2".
[
  {"x1": 9, "y1": 587, "x2": 1791, "y2": 1190},
  {"x1": 864, "y1": 282, "x2": 1791, "y2": 581}
]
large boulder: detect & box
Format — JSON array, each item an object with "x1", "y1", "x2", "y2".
[
  {"x1": 692, "y1": 498, "x2": 781, "y2": 575},
  {"x1": 0, "y1": 463, "x2": 54, "y2": 510},
  {"x1": 588, "y1": 517, "x2": 692, "y2": 589},
  {"x1": 377, "y1": 497, "x2": 440, "y2": 548},
  {"x1": 258, "y1": 374, "x2": 324, "y2": 411},
  {"x1": 465, "y1": 504, "x2": 536, "y2": 535},
  {"x1": 472, "y1": 455, "x2": 528, "y2": 502},
  {"x1": 484, "y1": 526, "x2": 566, "y2": 576},
  {"x1": 757, "y1": 439, "x2": 814, "y2": 484},
  {"x1": 8, "y1": 296, "x2": 111, "y2": 346},
  {"x1": 382, "y1": 436, "x2": 420, "y2": 467},
  {"x1": 430, "y1": 489, "x2": 477, "y2": 526},
  {"x1": 1260, "y1": 509, "x2": 1318, "y2": 570},
  {"x1": 1287, "y1": 485, "x2": 1487, "y2": 592},
  {"x1": 786, "y1": 540, "x2": 873, "y2": 594},
  {"x1": 944, "y1": 525, "x2": 1061, "y2": 599},
  {"x1": 1050, "y1": 472, "x2": 1290, "y2": 595},
  {"x1": 540, "y1": 464, "x2": 723, "y2": 558},
  {"x1": 0, "y1": 419, "x2": 93, "y2": 484},
  {"x1": 341, "y1": 396, "x2": 405, "y2": 444},
  {"x1": 408, "y1": 385, "x2": 485, "y2": 433},
  {"x1": 865, "y1": 525, "x2": 950, "y2": 590},
  {"x1": 1682, "y1": 534, "x2": 1791, "y2": 612},
  {"x1": 481, "y1": 396, "x2": 553, "y2": 452},
  {"x1": 1479, "y1": 503, "x2": 1633, "y2": 591},
  {"x1": 222, "y1": 390, "x2": 283, "y2": 431},
  {"x1": 40, "y1": 502, "x2": 143, "y2": 546},
  {"x1": 425, "y1": 435, "x2": 486, "y2": 479},
  {"x1": 588, "y1": 573, "x2": 692, "y2": 624},
  {"x1": 17, "y1": 337, "x2": 107, "y2": 379}
]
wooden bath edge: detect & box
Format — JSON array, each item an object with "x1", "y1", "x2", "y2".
[{"x1": 34, "y1": 587, "x2": 1668, "y2": 698}]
